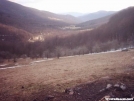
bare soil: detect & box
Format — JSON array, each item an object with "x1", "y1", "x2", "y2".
[{"x1": 0, "y1": 50, "x2": 134, "y2": 101}]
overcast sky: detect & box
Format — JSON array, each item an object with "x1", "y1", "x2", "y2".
[{"x1": 9, "y1": 0, "x2": 134, "y2": 13}]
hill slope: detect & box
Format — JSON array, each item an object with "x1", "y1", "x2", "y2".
[
  {"x1": 78, "y1": 11, "x2": 116, "y2": 22},
  {"x1": 0, "y1": 0, "x2": 81, "y2": 34},
  {"x1": 95, "y1": 7, "x2": 134, "y2": 43},
  {"x1": 73, "y1": 7, "x2": 134, "y2": 51},
  {"x1": 0, "y1": 23, "x2": 32, "y2": 42},
  {"x1": 76, "y1": 14, "x2": 114, "y2": 29},
  {"x1": 46, "y1": 7, "x2": 134, "y2": 54}
]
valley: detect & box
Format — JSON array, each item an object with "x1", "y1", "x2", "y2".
[{"x1": 0, "y1": 0, "x2": 134, "y2": 101}]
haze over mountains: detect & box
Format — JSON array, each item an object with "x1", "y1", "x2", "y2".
[
  {"x1": 0, "y1": 0, "x2": 82, "y2": 41},
  {"x1": 0, "y1": 0, "x2": 133, "y2": 35},
  {"x1": 0, "y1": 0, "x2": 117, "y2": 41},
  {"x1": 78, "y1": 11, "x2": 116, "y2": 22},
  {"x1": 61, "y1": 12, "x2": 84, "y2": 17},
  {"x1": 0, "y1": 0, "x2": 116, "y2": 30},
  {"x1": 0, "y1": 0, "x2": 80, "y2": 33},
  {"x1": 76, "y1": 14, "x2": 114, "y2": 29}
]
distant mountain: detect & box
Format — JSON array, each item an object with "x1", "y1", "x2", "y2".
[
  {"x1": 61, "y1": 12, "x2": 85, "y2": 17},
  {"x1": 78, "y1": 11, "x2": 116, "y2": 22},
  {"x1": 0, "y1": 0, "x2": 81, "y2": 34},
  {"x1": 57, "y1": 7, "x2": 134, "y2": 53},
  {"x1": 78, "y1": 7, "x2": 134, "y2": 45},
  {"x1": 76, "y1": 14, "x2": 115, "y2": 29}
]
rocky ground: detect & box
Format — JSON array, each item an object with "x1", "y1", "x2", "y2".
[{"x1": 30, "y1": 72, "x2": 134, "y2": 101}]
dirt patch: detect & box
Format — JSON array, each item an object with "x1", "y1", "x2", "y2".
[{"x1": 45, "y1": 72, "x2": 134, "y2": 101}]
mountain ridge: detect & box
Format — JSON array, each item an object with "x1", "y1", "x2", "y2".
[
  {"x1": 78, "y1": 11, "x2": 116, "y2": 22},
  {"x1": 76, "y1": 14, "x2": 115, "y2": 29},
  {"x1": 0, "y1": 0, "x2": 81, "y2": 34}
]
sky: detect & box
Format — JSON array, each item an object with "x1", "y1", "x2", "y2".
[{"x1": 9, "y1": 0, "x2": 134, "y2": 13}]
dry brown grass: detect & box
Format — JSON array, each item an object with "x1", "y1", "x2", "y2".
[{"x1": 0, "y1": 50, "x2": 134, "y2": 100}]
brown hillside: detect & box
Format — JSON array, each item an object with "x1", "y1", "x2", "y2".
[
  {"x1": 0, "y1": 0, "x2": 81, "y2": 34},
  {"x1": 0, "y1": 23, "x2": 32, "y2": 41}
]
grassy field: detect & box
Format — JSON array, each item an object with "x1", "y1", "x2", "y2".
[{"x1": 0, "y1": 50, "x2": 134, "y2": 101}]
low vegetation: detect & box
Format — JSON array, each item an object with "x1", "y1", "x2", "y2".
[{"x1": 0, "y1": 50, "x2": 134, "y2": 101}]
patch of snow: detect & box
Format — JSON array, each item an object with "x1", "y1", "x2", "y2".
[
  {"x1": 61, "y1": 55, "x2": 76, "y2": 59},
  {"x1": 0, "y1": 65, "x2": 22, "y2": 70},
  {"x1": 31, "y1": 59, "x2": 54, "y2": 63},
  {"x1": 60, "y1": 25, "x2": 81, "y2": 30},
  {"x1": 67, "y1": 56, "x2": 75, "y2": 58},
  {"x1": 48, "y1": 17, "x2": 63, "y2": 21},
  {"x1": 0, "y1": 68, "x2": 7, "y2": 70},
  {"x1": 0, "y1": 59, "x2": 55, "y2": 70},
  {"x1": 7, "y1": 65, "x2": 21, "y2": 69},
  {"x1": 88, "y1": 49, "x2": 121, "y2": 55},
  {"x1": 0, "y1": 64, "x2": 7, "y2": 66},
  {"x1": 0, "y1": 47, "x2": 133, "y2": 70}
]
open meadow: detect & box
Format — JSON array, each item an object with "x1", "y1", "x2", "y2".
[{"x1": 0, "y1": 50, "x2": 134, "y2": 101}]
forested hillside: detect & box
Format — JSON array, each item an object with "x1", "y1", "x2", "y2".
[
  {"x1": 0, "y1": 0, "x2": 81, "y2": 34},
  {"x1": 76, "y1": 14, "x2": 114, "y2": 29},
  {"x1": 78, "y1": 11, "x2": 115, "y2": 22},
  {"x1": 0, "y1": 6, "x2": 134, "y2": 60}
]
